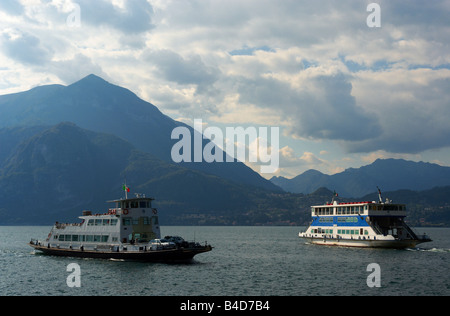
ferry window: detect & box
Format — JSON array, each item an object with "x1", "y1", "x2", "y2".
[
  {"x1": 122, "y1": 218, "x2": 131, "y2": 226},
  {"x1": 140, "y1": 201, "x2": 147, "y2": 208},
  {"x1": 95, "y1": 219, "x2": 102, "y2": 226},
  {"x1": 80, "y1": 235, "x2": 85, "y2": 242},
  {"x1": 143, "y1": 217, "x2": 150, "y2": 225},
  {"x1": 72, "y1": 235, "x2": 79, "y2": 242},
  {"x1": 101, "y1": 236, "x2": 109, "y2": 243},
  {"x1": 131, "y1": 201, "x2": 138, "y2": 208},
  {"x1": 86, "y1": 235, "x2": 93, "y2": 242},
  {"x1": 102, "y1": 219, "x2": 109, "y2": 226},
  {"x1": 88, "y1": 219, "x2": 94, "y2": 226},
  {"x1": 132, "y1": 218, "x2": 139, "y2": 225},
  {"x1": 93, "y1": 235, "x2": 101, "y2": 242},
  {"x1": 153, "y1": 216, "x2": 159, "y2": 225},
  {"x1": 110, "y1": 219, "x2": 118, "y2": 226},
  {"x1": 125, "y1": 202, "x2": 130, "y2": 208}
]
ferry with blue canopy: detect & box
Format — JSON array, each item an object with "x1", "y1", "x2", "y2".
[{"x1": 298, "y1": 188, "x2": 432, "y2": 248}]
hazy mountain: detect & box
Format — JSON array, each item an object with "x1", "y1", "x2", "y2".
[
  {"x1": 0, "y1": 123, "x2": 273, "y2": 225},
  {"x1": 271, "y1": 159, "x2": 450, "y2": 197},
  {"x1": 0, "y1": 74, "x2": 279, "y2": 191}
]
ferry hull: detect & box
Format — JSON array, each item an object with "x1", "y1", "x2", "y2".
[
  {"x1": 30, "y1": 243, "x2": 212, "y2": 262},
  {"x1": 299, "y1": 236, "x2": 430, "y2": 249}
]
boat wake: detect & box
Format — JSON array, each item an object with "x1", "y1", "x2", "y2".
[{"x1": 405, "y1": 247, "x2": 450, "y2": 253}]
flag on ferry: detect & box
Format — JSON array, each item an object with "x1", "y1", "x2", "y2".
[{"x1": 123, "y1": 185, "x2": 130, "y2": 192}]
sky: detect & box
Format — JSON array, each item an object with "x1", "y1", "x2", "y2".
[{"x1": 1, "y1": 0, "x2": 450, "y2": 179}]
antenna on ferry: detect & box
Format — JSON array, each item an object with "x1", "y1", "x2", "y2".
[
  {"x1": 332, "y1": 190, "x2": 339, "y2": 204},
  {"x1": 377, "y1": 186, "x2": 383, "y2": 203}
]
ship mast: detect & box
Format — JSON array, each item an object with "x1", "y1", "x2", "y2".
[{"x1": 377, "y1": 186, "x2": 383, "y2": 203}]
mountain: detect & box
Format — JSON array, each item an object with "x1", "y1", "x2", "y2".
[
  {"x1": 271, "y1": 159, "x2": 450, "y2": 197},
  {"x1": 1, "y1": 124, "x2": 449, "y2": 227},
  {"x1": 0, "y1": 123, "x2": 276, "y2": 225},
  {"x1": 0, "y1": 74, "x2": 279, "y2": 192}
]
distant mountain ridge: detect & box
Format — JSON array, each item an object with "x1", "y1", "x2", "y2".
[{"x1": 270, "y1": 159, "x2": 450, "y2": 197}]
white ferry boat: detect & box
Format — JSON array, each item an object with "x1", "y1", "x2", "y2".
[
  {"x1": 298, "y1": 189, "x2": 432, "y2": 248},
  {"x1": 30, "y1": 193, "x2": 212, "y2": 262}
]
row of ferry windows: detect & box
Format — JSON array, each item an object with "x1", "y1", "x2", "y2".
[
  {"x1": 86, "y1": 217, "x2": 157, "y2": 226},
  {"x1": 119, "y1": 201, "x2": 150, "y2": 209},
  {"x1": 313, "y1": 205, "x2": 406, "y2": 215},
  {"x1": 87, "y1": 219, "x2": 118, "y2": 226},
  {"x1": 122, "y1": 217, "x2": 158, "y2": 226},
  {"x1": 314, "y1": 206, "x2": 366, "y2": 215},
  {"x1": 312, "y1": 228, "x2": 369, "y2": 235},
  {"x1": 56, "y1": 234, "x2": 117, "y2": 242},
  {"x1": 318, "y1": 216, "x2": 359, "y2": 223}
]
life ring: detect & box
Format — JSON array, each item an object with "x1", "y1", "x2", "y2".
[
  {"x1": 123, "y1": 209, "x2": 129, "y2": 215},
  {"x1": 152, "y1": 208, "x2": 158, "y2": 215}
]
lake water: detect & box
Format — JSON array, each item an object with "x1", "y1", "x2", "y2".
[{"x1": 0, "y1": 226, "x2": 449, "y2": 296}]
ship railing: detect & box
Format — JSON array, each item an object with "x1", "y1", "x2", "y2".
[
  {"x1": 401, "y1": 223, "x2": 419, "y2": 240},
  {"x1": 370, "y1": 222, "x2": 384, "y2": 235}
]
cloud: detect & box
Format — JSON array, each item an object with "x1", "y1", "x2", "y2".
[
  {"x1": 143, "y1": 49, "x2": 220, "y2": 89},
  {"x1": 0, "y1": 29, "x2": 53, "y2": 65},
  {"x1": 235, "y1": 67, "x2": 381, "y2": 142},
  {"x1": 76, "y1": 0, "x2": 155, "y2": 34},
  {"x1": 0, "y1": 0, "x2": 23, "y2": 16},
  {"x1": 347, "y1": 68, "x2": 450, "y2": 154}
]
